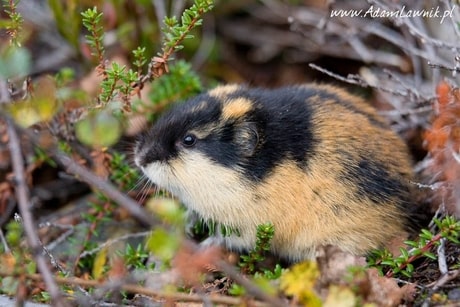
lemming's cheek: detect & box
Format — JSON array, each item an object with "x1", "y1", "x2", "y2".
[
  {"x1": 142, "y1": 162, "x2": 173, "y2": 189},
  {"x1": 168, "y1": 151, "x2": 249, "y2": 201}
]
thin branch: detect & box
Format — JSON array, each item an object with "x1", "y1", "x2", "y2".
[
  {"x1": 428, "y1": 62, "x2": 460, "y2": 73},
  {"x1": 368, "y1": 0, "x2": 460, "y2": 51},
  {"x1": 6, "y1": 119, "x2": 69, "y2": 307},
  {"x1": 79, "y1": 231, "x2": 151, "y2": 258},
  {"x1": 437, "y1": 238, "x2": 448, "y2": 275},
  {"x1": 308, "y1": 63, "x2": 435, "y2": 103},
  {"x1": 0, "y1": 78, "x2": 11, "y2": 104},
  {"x1": 0, "y1": 271, "x2": 272, "y2": 307},
  {"x1": 0, "y1": 229, "x2": 9, "y2": 253},
  {"x1": 308, "y1": 63, "x2": 369, "y2": 87},
  {"x1": 427, "y1": 269, "x2": 460, "y2": 290},
  {"x1": 52, "y1": 151, "x2": 157, "y2": 228}
]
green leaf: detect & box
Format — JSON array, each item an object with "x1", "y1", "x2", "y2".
[
  {"x1": 406, "y1": 263, "x2": 414, "y2": 273},
  {"x1": 145, "y1": 197, "x2": 185, "y2": 226},
  {"x1": 420, "y1": 229, "x2": 433, "y2": 239},
  {"x1": 146, "y1": 229, "x2": 181, "y2": 261},
  {"x1": 75, "y1": 110, "x2": 122, "y2": 147},
  {"x1": 0, "y1": 47, "x2": 31, "y2": 78},
  {"x1": 448, "y1": 236, "x2": 460, "y2": 244},
  {"x1": 228, "y1": 283, "x2": 246, "y2": 296},
  {"x1": 422, "y1": 251, "x2": 437, "y2": 260},
  {"x1": 403, "y1": 240, "x2": 418, "y2": 248},
  {"x1": 0, "y1": 277, "x2": 19, "y2": 295},
  {"x1": 380, "y1": 260, "x2": 395, "y2": 266},
  {"x1": 399, "y1": 247, "x2": 409, "y2": 259}
]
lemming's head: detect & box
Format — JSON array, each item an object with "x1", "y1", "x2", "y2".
[{"x1": 135, "y1": 84, "x2": 317, "y2": 192}]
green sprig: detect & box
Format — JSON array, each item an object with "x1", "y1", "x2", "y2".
[
  {"x1": 368, "y1": 215, "x2": 460, "y2": 278},
  {"x1": 132, "y1": 47, "x2": 147, "y2": 75},
  {"x1": 2, "y1": 0, "x2": 24, "y2": 47},
  {"x1": 239, "y1": 223, "x2": 275, "y2": 274},
  {"x1": 81, "y1": 7, "x2": 105, "y2": 64},
  {"x1": 160, "y1": 0, "x2": 214, "y2": 59}
]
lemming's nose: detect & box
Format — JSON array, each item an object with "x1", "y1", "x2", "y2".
[{"x1": 135, "y1": 143, "x2": 169, "y2": 167}]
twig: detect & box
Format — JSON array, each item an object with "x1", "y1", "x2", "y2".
[
  {"x1": 308, "y1": 63, "x2": 369, "y2": 87},
  {"x1": 382, "y1": 69, "x2": 424, "y2": 101},
  {"x1": 6, "y1": 119, "x2": 70, "y2": 307},
  {"x1": 0, "y1": 228, "x2": 9, "y2": 253},
  {"x1": 39, "y1": 222, "x2": 75, "y2": 252},
  {"x1": 79, "y1": 231, "x2": 151, "y2": 258},
  {"x1": 437, "y1": 238, "x2": 448, "y2": 275},
  {"x1": 368, "y1": 0, "x2": 460, "y2": 52},
  {"x1": 427, "y1": 269, "x2": 460, "y2": 290},
  {"x1": 428, "y1": 62, "x2": 460, "y2": 73},
  {"x1": 309, "y1": 63, "x2": 435, "y2": 105},
  {"x1": 0, "y1": 78, "x2": 11, "y2": 104},
  {"x1": 0, "y1": 271, "x2": 272, "y2": 307},
  {"x1": 53, "y1": 151, "x2": 157, "y2": 228}
]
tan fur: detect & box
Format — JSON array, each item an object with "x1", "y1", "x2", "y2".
[
  {"x1": 208, "y1": 84, "x2": 241, "y2": 98},
  {"x1": 221, "y1": 97, "x2": 253, "y2": 120}
]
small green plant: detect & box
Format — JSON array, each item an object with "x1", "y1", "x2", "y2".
[
  {"x1": 2, "y1": 0, "x2": 24, "y2": 47},
  {"x1": 32, "y1": 290, "x2": 51, "y2": 303},
  {"x1": 81, "y1": 7, "x2": 105, "y2": 65},
  {"x1": 0, "y1": 220, "x2": 37, "y2": 296},
  {"x1": 239, "y1": 223, "x2": 275, "y2": 274},
  {"x1": 122, "y1": 244, "x2": 153, "y2": 270},
  {"x1": 368, "y1": 215, "x2": 460, "y2": 278},
  {"x1": 161, "y1": 0, "x2": 214, "y2": 58},
  {"x1": 32, "y1": 147, "x2": 57, "y2": 168},
  {"x1": 132, "y1": 47, "x2": 147, "y2": 76}
]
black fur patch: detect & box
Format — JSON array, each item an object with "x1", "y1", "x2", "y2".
[
  {"x1": 346, "y1": 156, "x2": 409, "y2": 205},
  {"x1": 221, "y1": 87, "x2": 319, "y2": 180}
]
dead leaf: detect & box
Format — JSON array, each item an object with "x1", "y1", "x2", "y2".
[
  {"x1": 316, "y1": 245, "x2": 366, "y2": 286},
  {"x1": 172, "y1": 241, "x2": 221, "y2": 286},
  {"x1": 366, "y1": 268, "x2": 407, "y2": 307},
  {"x1": 0, "y1": 252, "x2": 16, "y2": 274}
]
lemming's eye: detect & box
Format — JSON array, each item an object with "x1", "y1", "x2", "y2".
[{"x1": 182, "y1": 134, "x2": 196, "y2": 147}]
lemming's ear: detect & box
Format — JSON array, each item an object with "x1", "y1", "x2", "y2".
[{"x1": 234, "y1": 122, "x2": 259, "y2": 157}]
